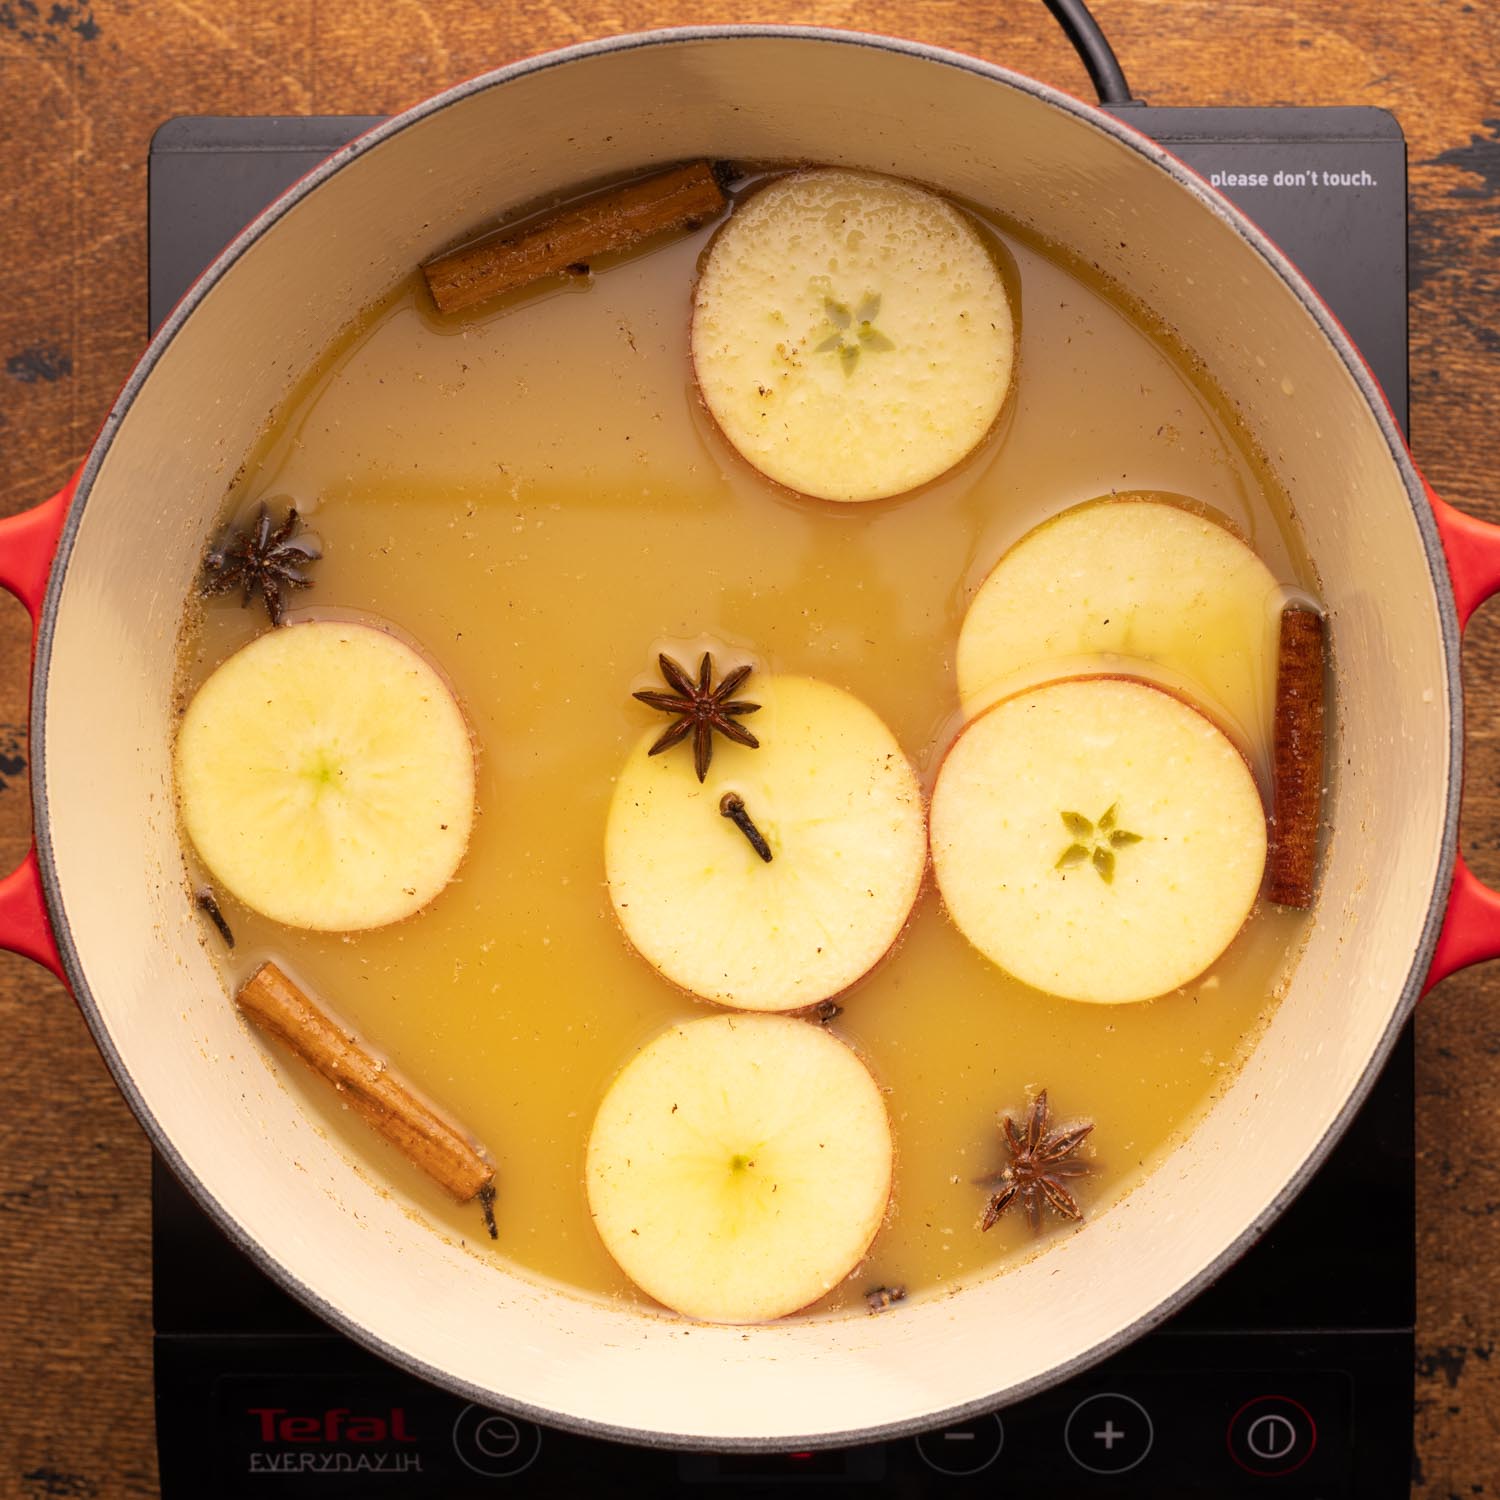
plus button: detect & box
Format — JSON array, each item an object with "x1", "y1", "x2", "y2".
[{"x1": 1065, "y1": 1393, "x2": 1155, "y2": 1475}]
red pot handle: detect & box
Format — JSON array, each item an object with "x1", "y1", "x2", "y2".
[
  {"x1": 1424, "y1": 479, "x2": 1500, "y2": 992},
  {"x1": 0, "y1": 468, "x2": 78, "y2": 983}
]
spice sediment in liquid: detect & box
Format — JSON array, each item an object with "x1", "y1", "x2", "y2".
[{"x1": 178, "y1": 190, "x2": 1311, "y2": 1313}]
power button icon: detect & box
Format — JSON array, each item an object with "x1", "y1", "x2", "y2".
[{"x1": 1227, "y1": 1395, "x2": 1317, "y2": 1476}]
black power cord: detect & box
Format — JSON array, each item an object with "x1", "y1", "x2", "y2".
[{"x1": 1042, "y1": 0, "x2": 1141, "y2": 105}]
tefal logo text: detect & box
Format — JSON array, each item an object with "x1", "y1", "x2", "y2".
[{"x1": 249, "y1": 1407, "x2": 417, "y2": 1443}]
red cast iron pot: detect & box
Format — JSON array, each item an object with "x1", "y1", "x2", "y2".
[{"x1": 3, "y1": 25, "x2": 1498, "y2": 1451}]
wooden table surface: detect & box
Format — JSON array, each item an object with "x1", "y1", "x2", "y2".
[{"x1": 0, "y1": 1, "x2": 1495, "y2": 1493}]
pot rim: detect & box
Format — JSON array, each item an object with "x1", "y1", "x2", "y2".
[{"x1": 30, "y1": 24, "x2": 1458, "y2": 1452}]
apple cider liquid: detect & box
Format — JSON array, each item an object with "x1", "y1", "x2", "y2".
[{"x1": 177, "y1": 184, "x2": 1314, "y2": 1315}]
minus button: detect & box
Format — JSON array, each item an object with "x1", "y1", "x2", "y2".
[{"x1": 915, "y1": 1415, "x2": 1005, "y2": 1476}]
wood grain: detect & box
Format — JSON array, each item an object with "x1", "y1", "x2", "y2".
[{"x1": 1, "y1": 2, "x2": 1495, "y2": 1494}]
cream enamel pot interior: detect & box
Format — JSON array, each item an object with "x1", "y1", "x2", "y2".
[{"x1": 6, "y1": 27, "x2": 1500, "y2": 1451}]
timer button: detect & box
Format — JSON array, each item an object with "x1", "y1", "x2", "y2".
[
  {"x1": 451, "y1": 1405, "x2": 543, "y2": 1477},
  {"x1": 1063, "y1": 1392, "x2": 1154, "y2": 1474},
  {"x1": 1227, "y1": 1394, "x2": 1317, "y2": 1477},
  {"x1": 914, "y1": 1414, "x2": 1005, "y2": 1475}
]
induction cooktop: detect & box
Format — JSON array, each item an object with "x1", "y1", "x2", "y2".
[{"x1": 149, "y1": 105, "x2": 1413, "y2": 1497}]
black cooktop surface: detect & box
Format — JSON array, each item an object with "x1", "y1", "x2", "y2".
[{"x1": 150, "y1": 107, "x2": 1413, "y2": 1498}]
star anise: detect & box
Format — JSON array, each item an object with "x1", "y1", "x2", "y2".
[
  {"x1": 975, "y1": 1090, "x2": 1094, "y2": 1234},
  {"x1": 632, "y1": 651, "x2": 761, "y2": 782},
  {"x1": 201, "y1": 502, "x2": 321, "y2": 626}
]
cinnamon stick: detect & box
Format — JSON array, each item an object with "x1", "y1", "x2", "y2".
[
  {"x1": 422, "y1": 161, "x2": 728, "y2": 314},
  {"x1": 237, "y1": 961, "x2": 495, "y2": 1207},
  {"x1": 1267, "y1": 605, "x2": 1327, "y2": 908}
]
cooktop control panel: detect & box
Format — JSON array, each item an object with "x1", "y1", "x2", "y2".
[
  {"x1": 149, "y1": 107, "x2": 1413, "y2": 1498},
  {"x1": 155, "y1": 1327, "x2": 1406, "y2": 1497}
]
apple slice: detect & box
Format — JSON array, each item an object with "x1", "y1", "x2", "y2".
[
  {"x1": 930, "y1": 677, "x2": 1266, "y2": 1004},
  {"x1": 176, "y1": 621, "x2": 475, "y2": 931},
  {"x1": 605, "y1": 673, "x2": 925, "y2": 1011},
  {"x1": 956, "y1": 496, "x2": 1282, "y2": 749},
  {"x1": 691, "y1": 167, "x2": 1015, "y2": 502},
  {"x1": 586, "y1": 1013, "x2": 893, "y2": 1323}
]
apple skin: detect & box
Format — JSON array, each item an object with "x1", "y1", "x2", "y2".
[
  {"x1": 605, "y1": 674, "x2": 927, "y2": 1012},
  {"x1": 689, "y1": 168, "x2": 1017, "y2": 504},
  {"x1": 930, "y1": 674, "x2": 1268, "y2": 1005},
  {"x1": 585, "y1": 1013, "x2": 895, "y2": 1323},
  {"x1": 175, "y1": 621, "x2": 476, "y2": 932},
  {"x1": 956, "y1": 493, "x2": 1285, "y2": 758}
]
